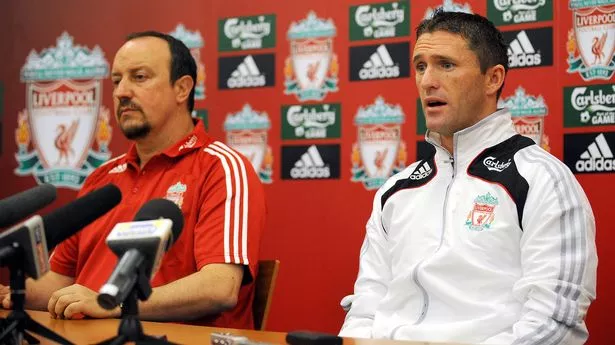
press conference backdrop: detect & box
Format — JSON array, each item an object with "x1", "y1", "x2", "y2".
[{"x1": 0, "y1": 0, "x2": 613, "y2": 342}]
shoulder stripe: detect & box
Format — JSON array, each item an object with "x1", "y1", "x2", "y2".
[
  {"x1": 205, "y1": 142, "x2": 250, "y2": 266},
  {"x1": 212, "y1": 141, "x2": 250, "y2": 265},
  {"x1": 512, "y1": 146, "x2": 590, "y2": 344},
  {"x1": 203, "y1": 147, "x2": 233, "y2": 264}
]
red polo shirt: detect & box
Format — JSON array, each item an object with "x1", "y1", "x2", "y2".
[{"x1": 50, "y1": 120, "x2": 266, "y2": 329}]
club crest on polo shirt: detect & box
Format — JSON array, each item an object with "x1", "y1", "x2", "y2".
[
  {"x1": 169, "y1": 24, "x2": 206, "y2": 100},
  {"x1": 14, "y1": 32, "x2": 112, "y2": 190},
  {"x1": 566, "y1": 0, "x2": 615, "y2": 81},
  {"x1": 166, "y1": 182, "x2": 187, "y2": 208},
  {"x1": 284, "y1": 11, "x2": 339, "y2": 102},
  {"x1": 465, "y1": 192, "x2": 499, "y2": 231}
]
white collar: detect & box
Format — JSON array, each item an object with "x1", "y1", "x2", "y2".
[{"x1": 425, "y1": 109, "x2": 518, "y2": 168}]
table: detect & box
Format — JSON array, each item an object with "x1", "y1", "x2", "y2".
[{"x1": 0, "y1": 310, "x2": 467, "y2": 345}]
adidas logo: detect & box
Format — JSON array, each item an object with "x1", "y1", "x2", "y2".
[
  {"x1": 108, "y1": 163, "x2": 127, "y2": 174},
  {"x1": 290, "y1": 145, "x2": 331, "y2": 179},
  {"x1": 507, "y1": 30, "x2": 541, "y2": 68},
  {"x1": 359, "y1": 45, "x2": 400, "y2": 80},
  {"x1": 226, "y1": 55, "x2": 266, "y2": 88},
  {"x1": 576, "y1": 133, "x2": 615, "y2": 172},
  {"x1": 409, "y1": 161, "x2": 432, "y2": 180}
]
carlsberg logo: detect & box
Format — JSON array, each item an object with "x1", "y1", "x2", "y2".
[
  {"x1": 483, "y1": 156, "x2": 512, "y2": 172},
  {"x1": 572, "y1": 87, "x2": 615, "y2": 111},
  {"x1": 287, "y1": 106, "x2": 336, "y2": 127},
  {"x1": 355, "y1": 4, "x2": 404, "y2": 30},
  {"x1": 494, "y1": 0, "x2": 545, "y2": 9},
  {"x1": 282, "y1": 103, "x2": 340, "y2": 140},
  {"x1": 225, "y1": 18, "x2": 270, "y2": 47},
  {"x1": 492, "y1": 0, "x2": 549, "y2": 24},
  {"x1": 350, "y1": 1, "x2": 409, "y2": 40},
  {"x1": 219, "y1": 15, "x2": 275, "y2": 51},
  {"x1": 286, "y1": 105, "x2": 336, "y2": 139}
]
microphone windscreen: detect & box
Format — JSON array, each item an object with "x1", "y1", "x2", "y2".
[
  {"x1": 0, "y1": 184, "x2": 57, "y2": 228},
  {"x1": 133, "y1": 198, "x2": 184, "y2": 244},
  {"x1": 44, "y1": 184, "x2": 122, "y2": 250}
]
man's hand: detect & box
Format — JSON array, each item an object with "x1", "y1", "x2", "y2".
[
  {"x1": 47, "y1": 284, "x2": 120, "y2": 319},
  {"x1": 0, "y1": 284, "x2": 11, "y2": 309}
]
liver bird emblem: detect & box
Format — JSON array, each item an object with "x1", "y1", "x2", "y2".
[
  {"x1": 374, "y1": 148, "x2": 389, "y2": 173},
  {"x1": 55, "y1": 119, "x2": 79, "y2": 166},
  {"x1": 591, "y1": 32, "x2": 608, "y2": 65}
]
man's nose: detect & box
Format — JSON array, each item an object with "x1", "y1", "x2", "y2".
[
  {"x1": 113, "y1": 79, "x2": 132, "y2": 99},
  {"x1": 419, "y1": 66, "x2": 439, "y2": 91}
]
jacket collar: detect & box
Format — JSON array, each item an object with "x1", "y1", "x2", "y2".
[{"x1": 425, "y1": 109, "x2": 518, "y2": 168}]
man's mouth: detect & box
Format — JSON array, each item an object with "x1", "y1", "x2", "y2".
[
  {"x1": 119, "y1": 108, "x2": 140, "y2": 116},
  {"x1": 426, "y1": 100, "x2": 447, "y2": 108}
]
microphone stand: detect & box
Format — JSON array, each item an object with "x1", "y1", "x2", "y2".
[
  {"x1": 0, "y1": 243, "x2": 74, "y2": 345},
  {"x1": 95, "y1": 265, "x2": 177, "y2": 345}
]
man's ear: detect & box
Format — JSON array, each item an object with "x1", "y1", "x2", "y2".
[
  {"x1": 485, "y1": 64, "x2": 506, "y2": 97},
  {"x1": 174, "y1": 75, "x2": 194, "y2": 105}
]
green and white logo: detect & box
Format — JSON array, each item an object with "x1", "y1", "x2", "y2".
[
  {"x1": 565, "y1": 84, "x2": 615, "y2": 127},
  {"x1": 223, "y1": 104, "x2": 273, "y2": 184},
  {"x1": 15, "y1": 32, "x2": 112, "y2": 190},
  {"x1": 425, "y1": 0, "x2": 473, "y2": 19},
  {"x1": 284, "y1": 11, "x2": 339, "y2": 102},
  {"x1": 169, "y1": 24, "x2": 206, "y2": 100},
  {"x1": 465, "y1": 192, "x2": 498, "y2": 231},
  {"x1": 566, "y1": 0, "x2": 615, "y2": 81},
  {"x1": 488, "y1": 0, "x2": 553, "y2": 25},
  {"x1": 499, "y1": 86, "x2": 549, "y2": 149},
  {"x1": 281, "y1": 103, "x2": 341, "y2": 140},
  {"x1": 349, "y1": 1, "x2": 409, "y2": 41},
  {"x1": 351, "y1": 96, "x2": 406, "y2": 190},
  {"x1": 218, "y1": 14, "x2": 276, "y2": 51}
]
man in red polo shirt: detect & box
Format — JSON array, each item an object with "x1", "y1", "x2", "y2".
[{"x1": 0, "y1": 31, "x2": 266, "y2": 329}]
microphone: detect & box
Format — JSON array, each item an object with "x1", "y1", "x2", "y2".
[
  {"x1": 0, "y1": 184, "x2": 57, "y2": 229},
  {"x1": 98, "y1": 199, "x2": 184, "y2": 310},
  {"x1": 0, "y1": 184, "x2": 122, "y2": 279}
]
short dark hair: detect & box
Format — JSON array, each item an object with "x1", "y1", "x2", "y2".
[
  {"x1": 416, "y1": 9, "x2": 508, "y2": 99},
  {"x1": 125, "y1": 31, "x2": 197, "y2": 112}
]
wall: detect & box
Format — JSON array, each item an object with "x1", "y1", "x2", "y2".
[{"x1": 0, "y1": 0, "x2": 613, "y2": 343}]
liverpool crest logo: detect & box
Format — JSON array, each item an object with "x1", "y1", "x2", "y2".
[
  {"x1": 425, "y1": 0, "x2": 473, "y2": 19},
  {"x1": 14, "y1": 32, "x2": 111, "y2": 189},
  {"x1": 284, "y1": 11, "x2": 339, "y2": 102},
  {"x1": 170, "y1": 24, "x2": 206, "y2": 100},
  {"x1": 498, "y1": 86, "x2": 550, "y2": 151},
  {"x1": 465, "y1": 192, "x2": 499, "y2": 231},
  {"x1": 165, "y1": 182, "x2": 187, "y2": 208},
  {"x1": 567, "y1": 1, "x2": 615, "y2": 81},
  {"x1": 224, "y1": 104, "x2": 273, "y2": 184},
  {"x1": 351, "y1": 96, "x2": 406, "y2": 190}
]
